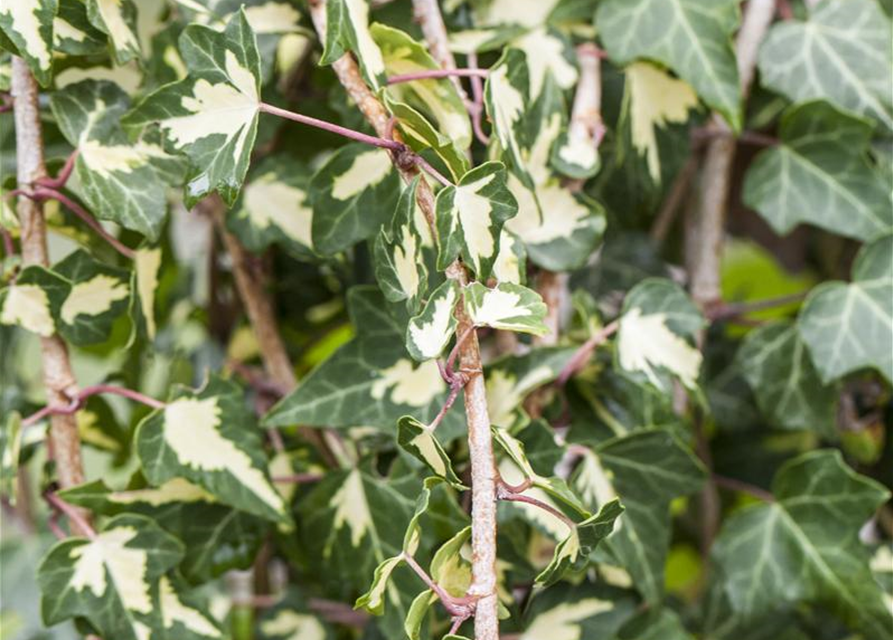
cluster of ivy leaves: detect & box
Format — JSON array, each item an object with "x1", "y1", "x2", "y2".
[{"x1": 1, "y1": 1, "x2": 892, "y2": 640}]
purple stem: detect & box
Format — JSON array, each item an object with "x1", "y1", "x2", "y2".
[
  {"x1": 45, "y1": 492, "x2": 97, "y2": 539},
  {"x1": 708, "y1": 292, "x2": 807, "y2": 320},
  {"x1": 37, "y1": 149, "x2": 80, "y2": 189},
  {"x1": 498, "y1": 490, "x2": 576, "y2": 529},
  {"x1": 466, "y1": 52, "x2": 490, "y2": 145},
  {"x1": 387, "y1": 68, "x2": 489, "y2": 85},
  {"x1": 259, "y1": 102, "x2": 404, "y2": 152},
  {"x1": 557, "y1": 320, "x2": 620, "y2": 386},
  {"x1": 23, "y1": 384, "x2": 165, "y2": 427},
  {"x1": 414, "y1": 154, "x2": 454, "y2": 188},
  {"x1": 1, "y1": 227, "x2": 14, "y2": 258}
]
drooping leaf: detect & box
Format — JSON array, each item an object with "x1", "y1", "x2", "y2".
[
  {"x1": 743, "y1": 101, "x2": 893, "y2": 241},
  {"x1": 464, "y1": 282, "x2": 548, "y2": 336},
  {"x1": 713, "y1": 450, "x2": 891, "y2": 637},
  {"x1": 797, "y1": 233, "x2": 893, "y2": 384},
  {"x1": 319, "y1": 0, "x2": 386, "y2": 90},
  {"x1": 435, "y1": 161, "x2": 518, "y2": 280},
  {"x1": 0, "y1": 0, "x2": 56, "y2": 86},
  {"x1": 397, "y1": 417, "x2": 465, "y2": 489},
  {"x1": 737, "y1": 321, "x2": 837, "y2": 436},
  {"x1": 758, "y1": 0, "x2": 893, "y2": 131},
  {"x1": 135, "y1": 375, "x2": 290, "y2": 524},
  {"x1": 124, "y1": 10, "x2": 261, "y2": 206},
  {"x1": 85, "y1": 0, "x2": 140, "y2": 64},
  {"x1": 597, "y1": 0, "x2": 741, "y2": 129},
  {"x1": 309, "y1": 143, "x2": 401, "y2": 255},
  {"x1": 405, "y1": 279, "x2": 458, "y2": 362},
  {"x1": 50, "y1": 80, "x2": 183, "y2": 241}
]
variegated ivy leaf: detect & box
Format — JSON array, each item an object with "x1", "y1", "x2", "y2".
[
  {"x1": 374, "y1": 176, "x2": 428, "y2": 313},
  {"x1": 405, "y1": 279, "x2": 458, "y2": 362},
  {"x1": 0, "y1": 412, "x2": 23, "y2": 503},
  {"x1": 624, "y1": 62, "x2": 699, "y2": 184},
  {"x1": 228, "y1": 157, "x2": 315, "y2": 258},
  {"x1": 373, "y1": 24, "x2": 471, "y2": 150},
  {"x1": 511, "y1": 27, "x2": 577, "y2": 103},
  {"x1": 492, "y1": 229, "x2": 526, "y2": 285},
  {"x1": 264, "y1": 287, "x2": 464, "y2": 433},
  {"x1": 737, "y1": 321, "x2": 837, "y2": 436},
  {"x1": 309, "y1": 143, "x2": 401, "y2": 255},
  {"x1": 54, "y1": 0, "x2": 107, "y2": 56},
  {"x1": 124, "y1": 10, "x2": 261, "y2": 206},
  {"x1": 797, "y1": 233, "x2": 893, "y2": 384},
  {"x1": 521, "y1": 583, "x2": 638, "y2": 640},
  {"x1": 743, "y1": 101, "x2": 892, "y2": 242},
  {"x1": 448, "y1": 27, "x2": 522, "y2": 56},
  {"x1": 60, "y1": 477, "x2": 270, "y2": 584},
  {"x1": 435, "y1": 161, "x2": 518, "y2": 280},
  {"x1": 472, "y1": 0, "x2": 561, "y2": 29},
  {"x1": 131, "y1": 246, "x2": 162, "y2": 341},
  {"x1": 86, "y1": 0, "x2": 140, "y2": 64},
  {"x1": 38, "y1": 514, "x2": 222, "y2": 640},
  {"x1": 50, "y1": 80, "x2": 183, "y2": 241},
  {"x1": 485, "y1": 49, "x2": 535, "y2": 190},
  {"x1": 713, "y1": 450, "x2": 891, "y2": 637},
  {"x1": 135, "y1": 375, "x2": 290, "y2": 524},
  {"x1": 597, "y1": 0, "x2": 741, "y2": 130},
  {"x1": 1, "y1": 250, "x2": 131, "y2": 346},
  {"x1": 617, "y1": 278, "x2": 704, "y2": 391},
  {"x1": 385, "y1": 98, "x2": 469, "y2": 183},
  {"x1": 465, "y1": 282, "x2": 548, "y2": 336},
  {"x1": 319, "y1": 0, "x2": 385, "y2": 90},
  {"x1": 486, "y1": 347, "x2": 576, "y2": 428},
  {"x1": 758, "y1": 0, "x2": 893, "y2": 132},
  {"x1": 397, "y1": 417, "x2": 465, "y2": 489},
  {"x1": 0, "y1": 0, "x2": 56, "y2": 86},
  {"x1": 570, "y1": 430, "x2": 705, "y2": 603},
  {"x1": 260, "y1": 605, "x2": 332, "y2": 640}
]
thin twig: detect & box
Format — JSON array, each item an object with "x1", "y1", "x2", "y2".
[
  {"x1": 556, "y1": 320, "x2": 620, "y2": 386},
  {"x1": 402, "y1": 552, "x2": 477, "y2": 617},
  {"x1": 713, "y1": 475, "x2": 774, "y2": 502},
  {"x1": 496, "y1": 483, "x2": 576, "y2": 530},
  {"x1": 387, "y1": 68, "x2": 488, "y2": 84},
  {"x1": 45, "y1": 491, "x2": 97, "y2": 539},
  {"x1": 414, "y1": 154, "x2": 454, "y2": 187},
  {"x1": 466, "y1": 52, "x2": 490, "y2": 145},
  {"x1": 259, "y1": 102, "x2": 403, "y2": 151},
  {"x1": 650, "y1": 154, "x2": 700, "y2": 245},
  {"x1": 36, "y1": 149, "x2": 79, "y2": 189},
  {"x1": 707, "y1": 291, "x2": 807, "y2": 321},
  {"x1": 22, "y1": 384, "x2": 165, "y2": 427}
]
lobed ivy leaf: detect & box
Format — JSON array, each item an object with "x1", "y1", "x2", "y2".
[
  {"x1": 797, "y1": 233, "x2": 893, "y2": 384},
  {"x1": 713, "y1": 450, "x2": 891, "y2": 637},
  {"x1": 464, "y1": 282, "x2": 548, "y2": 336},
  {"x1": 743, "y1": 101, "x2": 893, "y2": 241},
  {"x1": 135, "y1": 375, "x2": 290, "y2": 525},
  {"x1": 758, "y1": 0, "x2": 893, "y2": 132},
  {"x1": 51, "y1": 80, "x2": 184, "y2": 241},
  {"x1": 124, "y1": 10, "x2": 261, "y2": 206},
  {"x1": 435, "y1": 161, "x2": 518, "y2": 280},
  {"x1": 597, "y1": 0, "x2": 742, "y2": 130},
  {"x1": 0, "y1": 0, "x2": 56, "y2": 86},
  {"x1": 405, "y1": 279, "x2": 458, "y2": 362},
  {"x1": 309, "y1": 143, "x2": 401, "y2": 255},
  {"x1": 85, "y1": 0, "x2": 140, "y2": 64}
]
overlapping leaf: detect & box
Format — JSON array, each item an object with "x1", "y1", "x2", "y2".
[
  {"x1": 54, "y1": 0, "x2": 107, "y2": 57},
  {"x1": 319, "y1": 0, "x2": 386, "y2": 90},
  {"x1": 397, "y1": 417, "x2": 465, "y2": 489},
  {"x1": 464, "y1": 282, "x2": 548, "y2": 336},
  {"x1": 374, "y1": 177, "x2": 428, "y2": 313},
  {"x1": 743, "y1": 101, "x2": 892, "y2": 241},
  {"x1": 86, "y1": 0, "x2": 140, "y2": 64},
  {"x1": 486, "y1": 347, "x2": 576, "y2": 428}
]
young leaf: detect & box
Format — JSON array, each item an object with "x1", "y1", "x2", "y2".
[
  {"x1": 465, "y1": 282, "x2": 547, "y2": 336},
  {"x1": 0, "y1": 0, "x2": 56, "y2": 86},
  {"x1": 397, "y1": 417, "x2": 466, "y2": 489},
  {"x1": 85, "y1": 0, "x2": 140, "y2": 64},
  {"x1": 758, "y1": 0, "x2": 893, "y2": 131},
  {"x1": 405, "y1": 279, "x2": 458, "y2": 362},
  {"x1": 797, "y1": 233, "x2": 893, "y2": 384},
  {"x1": 309, "y1": 143, "x2": 401, "y2": 255},
  {"x1": 435, "y1": 161, "x2": 518, "y2": 279},
  {"x1": 743, "y1": 101, "x2": 893, "y2": 241},
  {"x1": 124, "y1": 10, "x2": 261, "y2": 206},
  {"x1": 597, "y1": 0, "x2": 742, "y2": 130},
  {"x1": 713, "y1": 450, "x2": 891, "y2": 637},
  {"x1": 135, "y1": 375, "x2": 290, "y2": 524}
]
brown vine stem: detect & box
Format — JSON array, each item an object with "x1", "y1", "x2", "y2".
[
  {"x1": 307, "y1": 3, "x2": 500, "y2": 637},
  {"x1": 650, "y1": 153, "x2": 700, "y2": 246},
  {"x1": 11, "y1": 58, "x2": 90, "y2": 534},
  {"x1": 22, "y1": 384, "x2": 165, "y2": 427}
]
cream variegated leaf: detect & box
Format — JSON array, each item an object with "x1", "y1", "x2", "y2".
[
  {"x1": 405, "y1": 279, "x2": 458, "y2": 362},
  {"x1": 486, "y1": 348, "x2": 575, "y2": 428},
  {"x1": 386, "y1": 98, "x2": 469, "y2": 182},
  {"x1": 319, "y1": 0, "x2": 385, "y2": 90},
  {"x1": 260, "y1": 607, "x2": 331, "y2": 640},
  {"x1": 521, "y1": 586, "x2": 636, "y2": 640},
  {"x1": 397, "y1": 416, "x2": 465, "y2": 489},
  {"x1": 485, "y1": 49, "x2": 536, "y2": 190},
  {"x1": 464, "y1": 282, "x2": 548, "y2": 336},
  {"x1": 435, "y1": 161, "x2": 518, "y2": 280},
  {"x1": 131, "y1": 246, "x2": 162, "y2": 341},
  {"x1": 512, "y1": 27, "x2": 576, "y2": 102},
  {"x1": 136, "y1": 376, "x2": 290, "y2": 524},
  {"x1": 124, "y1": 10, "x2": 261, "y2": 206},
  {"x1": 54, "y1": 0, "x2": 107, "y2": 56},
  {"x1": 374, "y1": 177, "x2": 428, "y2": 313},
  {"x1": 86, "y1": 0, "x2": 140, "y2": 64},
  {"x1": 0, "y1": 0, "x2": 56, "y2": 86},
  {"x1": 492, "y1": 230, "x2": 526, "y2": 285},
  {"x1": 0, "y1": 280, "x2": 56, "y2": 338},
  {"x1": 624, "y1": 62, "x2": 699, "y2": 183}
]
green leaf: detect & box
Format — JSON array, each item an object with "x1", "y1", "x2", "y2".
[
  {"x1": 797, "y1": 233, "x2": 893, "y2": 384},
  {"x1": 737, "y1": 321, "x2": 837, "y2": 436},
  {"x1": 135, "y1": 375, "x2": 290, "y2": 524},
  {"x1": 405, "y1": 279, "x2": 459, "y2": 362},
  {"x1": 319, "y1": 0, "x2": 385, "y2": 89},
  {"x1": 228, "y1": 157, "x2": 315, "y2": 258},
  {"x1": 465, "y1": 282, "x2": 548, "y2": 336},
  {"x1": 51, "y1": 80, "x2": 183, "y2": 241},
  {"x1": 309, "y1": 143, "x2": 401, "y2": 255},
  {"x1": 617, "y1": 278, "x2": 704, "y2": 390},
  {"x1": 435, "y1": 161, "x2": 518, "y2": 280},
  {"x1": 259, "y1": 605, "x2": 332, "y2": 640},
  {"x1": 485, "y1": 49, "x2": 535, "y2": 189},
  {"x1": 54, "y1": 0, "x2": 107, "y2": 56},
  {"x1": 373, "y1": 24, "x2": 472, "y2": 150},
  {"x1": 0, "y1": 412, "x2": 23, "y2": 503},
  {"x1": 386, "y1": 98, "x2": 469, "y2": 183},
  {"x1": 124, "y1": 10, "x2": 261, "y2": 206},
  {"x1": 38, "y1": 514, "x2": 222, "y2": 640},
  {"x1": 264, "y1": 287, "x2": 462, "y2": 432},
  {"x1": 85, "y1": 0, "x2": 139, "y2": 64},
  {"x1": 743, "y1": 101, "x2": 893, "y2": 241},
  {"x1": 522, "y1": 583, "x2": 637, "y2": 640},
  {"x1": 596, "y1": 0, "x2": 741, "y2": 129},
  {"x1": 397, "y1": 417, "x2": 466, "y2": 489},
  {"x1": 713, "y1": 450, "x2": 891, "y2": 637},
  {"x1": 758, "y1": 0, "x2": 893, "y2": 131},
  {"x1": 374, "y1": 176, "x2": 429, "y2": 313},
  {"x1": 0, "y1": 0, "x2": 56, "y2": 86}
]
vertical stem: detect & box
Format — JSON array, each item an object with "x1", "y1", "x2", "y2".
[
  {"x1": 309, "y1": 4, "x2": 500, "y2": 637},
  {"x1": 11, "y1": 59, "x2": 89, "y2": 532},
  {"x1": 411, "y1": 0, "x2": 469, "y2": 101}
]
